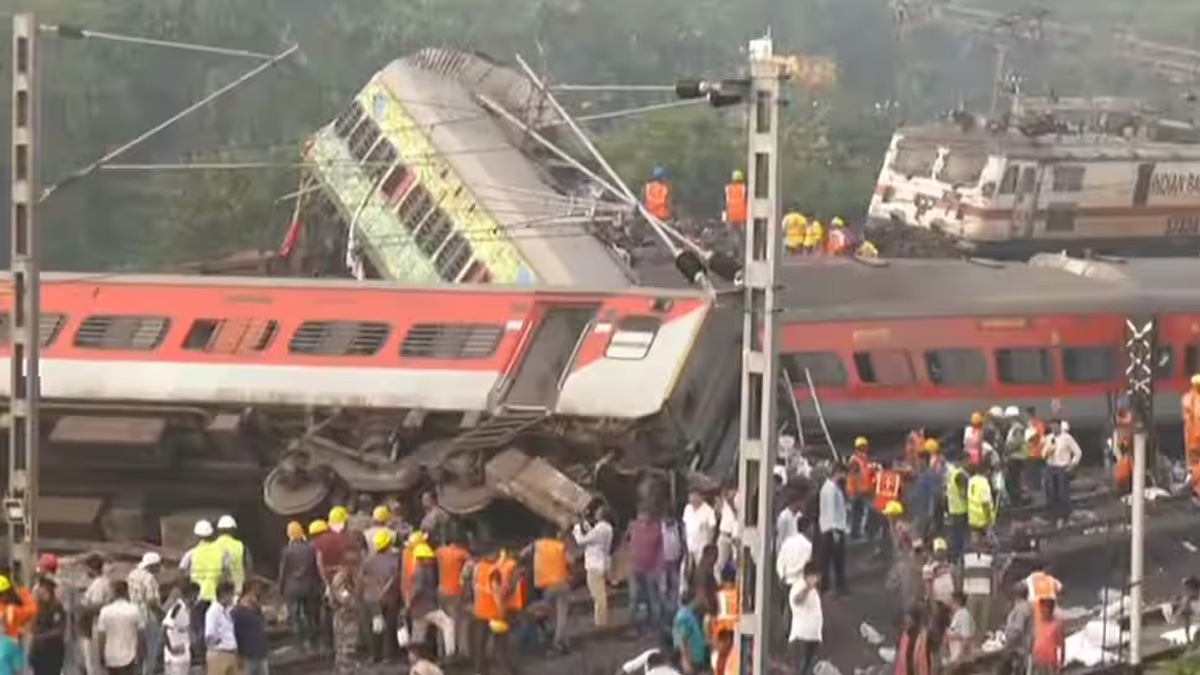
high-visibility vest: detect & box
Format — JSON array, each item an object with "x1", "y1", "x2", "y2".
[
  {"x1": 472, "y1": 560, "x2": 502, "y2": 621},
  {"x1": 190, "y1": 541, "x2": 224, "y2": 602},
  {"x1": 713, "y1": 644, "x2": 740, "y2": 675},
  {"x1": 643, "y1": 181, "x2": 671, "y2": 220},
  {"x1": 1185, "y1": 391, "x2": 1200, "y2": 452},
  {"x1": 967, "y1": 475, "x2": 993, "y2": 529},
  {"x1": 498, "y1": 557, "x2": 526, "y2": 611},
  {"x1": 533, "y1": 539, "x2": 568, "y2": 590},
  {"x1": 1, "y1": 588, "x2": 35, "y2": 637},
  {"x1": 856, "y1": 240, "x2": 879, "y2": 259},
  {"x1": 1028, "y1": 572, "x2": 1060, "y2": 601},
  {"x1": 873, "y1": 470, "x2": 901, "y2": 512},
  {"x1": 783, "y1": 213, "x2": 807, "y2": 250},
  {"x1": 724, "y1": 182, "x2": 747, "y2": 225},
  {"x1": 945, "y1": 465, "x2": 968, "y2": 516},
  {"x1": 846, "y1": 452, "x2": 875, "y2": 498},
  {"x1": 402, "y1": 544, "x2": 417, "y2": 603},
  {"x1": 711, "y1": 587, "x2": 739, "y2": 639},
  {"x1": 964, "y1": 426, "x2": 984, "y2": 466},
  {"x1": 215, "y1": 534, "x2": 246, "y2": 592},
  {"x1": 804, "y1": 221, "x2": 825, "y2": 247},
  {"x1": 1028, "y1": 418, "x2": 1046, "y2": 459},
  {"x1": 825, "y1": 228, "x2": 848, "y2": 255},
  {"x1": 436, "y1": 544, "x2": 470, "y2": 597}
]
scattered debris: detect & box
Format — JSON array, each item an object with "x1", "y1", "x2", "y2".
[
  {"x1": 1183, "y1": 540, "x2": 1198, "y2": 553},
  {"x1": 876, "y1": 647, "x2": 896, "y2": 664},
  {"x1": 860, "y1": 622, "x2": 885, "y2": 646}
]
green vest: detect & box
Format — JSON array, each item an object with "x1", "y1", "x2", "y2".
[
  {"x1": 216, "y1": 534, "x2": 246, "y2": 590},
  {"x1": 967, "y1": 475, "x2": 993, "y2": 529},
  {"x1": 945, "y1": 465, "x2": 967, "y2": 516},
  {"x1": 191, "y1": 540, "x2": 224, "y2": 601}
]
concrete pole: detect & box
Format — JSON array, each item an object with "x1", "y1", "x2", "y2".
[
  {"x1": 1129, "y1": 427, "x2": 1146, "y2": 666},
  {"x1": 8, "y1": 13, "x2": 40, "y2": 585},
  {"x1": 736, "y1": 35, "x2": 784, "y2": 675}
]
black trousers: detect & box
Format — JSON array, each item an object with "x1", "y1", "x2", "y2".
[
  {"x1": 470, "y1": 618, "x2": 517, "y2": 675},
  {"x1": 792, "y1": 639, "x2": 820, "y2": 675},
  {"x1": 369, "y1": 603, "x2": 401, "y2": 662},
  {"x1": 30, "y1": 646, "x2": 64, "y2": 675},
  {"x1": 819, "y1": 531, "x2": 846, "y2": 593}
]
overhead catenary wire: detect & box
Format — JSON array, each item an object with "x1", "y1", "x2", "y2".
[{"x1": 39, "y1": 23, "x2": 277, "y2": 60}]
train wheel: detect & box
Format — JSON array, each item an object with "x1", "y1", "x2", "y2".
[{"x1": 263, "y1": 466, "x2": 331, "y2": 516}]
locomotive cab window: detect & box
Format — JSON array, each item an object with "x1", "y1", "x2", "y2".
[
  {"x1": 924, "y1": 349, "x2": 987, "y2": 386},
  {"x1": 401, "y1": 323, "x2": 503, "y2": 359},
  {"x1": 782, "y1": 352, "x2": 846, "y2": 387},
  {"x1": 289, "y1": 321, "x2": 390, "y2": 356},
  {"x1": 995, "y1": 347, "x2": 1053, "y2": 384},
  {"x1": 0, "y1": 312, "x2": 67, "y2": 347},
  {"x1": 605, "y1": 316, "x2": 660, "y2": 360},
  {"x1": 1062, "y1": 346, "x2": 1115, "y2": 383},
  {"x1": 75, "y1": 315, "x2": 170, "y2": 351},
  {"x1": 853, "y1": 349, "x2": 915, "y2": 385},
  {"x1": 183, "y1": 318, "x2": 279, "y2": 354}
]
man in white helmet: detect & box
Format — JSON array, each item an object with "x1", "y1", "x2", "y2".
[
  {"x1": 178, "y1": 519, "x2": 229, "y2": 649},
  {"x1": 215, "y1": 515, "x2": 251, "y2": 596}
]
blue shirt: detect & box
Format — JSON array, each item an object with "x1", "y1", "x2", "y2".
[
  {"x1": 673, "y1": 605, "x2": 708, "y2": 668},
  {"x1": 0, "y1": 634, "x2": 23, "y2": 675},
  {"x1": 818, "y1": 479, "x2": 848, "y2": 534},
  {"x1": 204, "y1": 602, "x2": 238, "y2": 652}
]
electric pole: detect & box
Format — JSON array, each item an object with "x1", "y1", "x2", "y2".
[
  {"x1": 8, "y1": 13, "x2": 41, "y2": 585},
  {"x1": 736, "y1": 35, "x2": 785, "y2": 675}
]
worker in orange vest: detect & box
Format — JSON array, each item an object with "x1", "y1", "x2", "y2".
[
  {"x1": 872, "y1": 461, "x2": 904, "y2": 560},
  {"x1": 0, "y1": 574, "x2": 36, "y2": 639},
  {"x1": 1184, "y1": 374, "x2": 1200, "y2": 472},
  {"x1": 1024, "y1": 407, "x2": 1047, "y2": 495},
  {"x1": 724, "y1": 170, "x2": 747, "y2": 228},
  {"x1": 708, "y1": 567, "x2": 739, "y2": 644},
  {"x1": 469, "y1": 553, "x2": 506, "y2": 674},
  {"x1": 527, "y1": 531, "x2": 571, "y2": 652},
  {"x1": 436, "y1": 537, "x2": 472, "y2": 659},
  {"x1": 643, "y1": 166, "x2": 672, "y2": 222},
  {"x1": 1112, "y1": 405, "x2": 1134, "y2": 495},
  {"x1": 1026, "y1": 562, "x2": 1063, "y2": 628},
  {"x1": 846, "y1": 437, "x2": 876, "y2": 539},
  {"x1": 825, "y1": 217, "x2": 850, "y2": 255},
  {"x1": 963, "y1": 412, "x2": 986, "y2": 467}
]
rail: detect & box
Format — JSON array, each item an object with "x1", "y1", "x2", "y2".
[{"x1": 804, "y1": 367, "x2": 840, "y2": 462}]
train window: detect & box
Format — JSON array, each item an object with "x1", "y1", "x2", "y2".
[
  {"x1": 995, "y1": 347, "x2": 1052, "y2": 384},
  {"x1": 333, "y1": 102, "x2": 365, "y2": 139},
  {"x1": 289, "y1": 321, "x2": 390, "y2": 356},
  {"x1": 435, "y1": 233, "x2": 474, "y2": 283},
  {"x1": 397, "y1": 185, "x2": 435, "y2": 231},
  {"x1": 853, "y1": 350, "x2": 915, "y2": 385},
  {"x1": 783, "y1": 352, "x2": 847, "y2": 387},
  {"x1": 380, "y1": 164, "x2": 410, "y2": 203},
  {"x1": 347, "y1": 116, "x2": 382, "y2": 161},
  {"x1": 1051, "y1": 166, "x2": 1085, "y2": 193},
  {"x1": 75, "y1": 315, "x2": 170, "y2": 351},
  {"x1": 401, "y1": 323, "x2": 503, "y2": 359},
  {"x1": 364, "y1": 140, "x2": 397, "y2": 181},
  {"x1": 1045, "y1": 204, "x2": 1076, "y2": 232},
  {"x1": 182, "y1": 318, "x2": 279, "y2": 354},
  {"x1": 998, "y1": 166, "x2": 1019, "y2": 195},
  {"x1": 924, "y1": 349, "x2": 987, "y2": 386},
  {"x1": 605, "y1": 316, "x2": 661, "y2": 360},
  {"x1": 0, "y1": 312, "x2": 67, "y2": 347},
  {"x1": 1062, "y1": 346, "x2": 1115, "y2": 383}
]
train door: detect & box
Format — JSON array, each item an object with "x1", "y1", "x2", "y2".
[
  {"x1": 497, "y1": 305, "x2": 598, "y2": 410},
  {"x1": 1012, "y1": 163, "x2": 1041, "y2": 239}
]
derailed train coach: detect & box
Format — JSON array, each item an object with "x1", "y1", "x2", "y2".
[{"x1": 0, "y1": 274, "x2": 741, "y2": 543}]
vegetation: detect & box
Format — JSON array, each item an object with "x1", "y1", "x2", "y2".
[{"x1": 2, "y1": 0, "x2": 1200, "y2": 269}]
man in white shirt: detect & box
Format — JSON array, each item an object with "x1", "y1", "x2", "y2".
[
  {"x1": 776, "y1": 530, "x2": 813, "y2": 588},
  {"x1": 1044, "y1": 419, "x2": 1083, "y2": 526},
  {"x1": 96, "y1": 580, "x2": 146, "y2": 675},
  {"x1": 775, "y1": 495, "x2": 802, "y2": 553},
  {"x1": 681, "y1": 490, "x2": 716, "y2": 568},
  {"x1": 818, "y1": 464, "x2": 849, "y2": 595},
  {"x1": 573, "y1": 507, "x2": 614, "y2": 627},
  {"x1": 204, "y1": 581, "x2": 239, "y2": 675},
  {"x1": 715, "y1": 486, "x2": 740, "y2": 579},
  {"x1": 961, "y1": 532, "x2": 995, "y2": 643},
  {"x1": 162, "y1": 582, "x2": 198, "y2": 675},
  {"x1": 789, "y1": 562, "x2": 823, "y2": 675}
]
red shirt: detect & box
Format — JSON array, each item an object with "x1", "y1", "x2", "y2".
[
  {"x1": 312, "y1": 530, "x2": 351, "y2": 580},
  {"x1": 1032, "y1": 617, "x2": 1063, "y2": 667}
]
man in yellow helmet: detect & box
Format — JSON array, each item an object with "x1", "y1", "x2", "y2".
[
  {"x1": 846, "y1": 437, "x2": 876, "y2": 539},
  {"x1": 825, "y1": 216, "x2": 849, "y2": 255},
  {"x1": 281, "y1": 521, "x2": 322, "y2": 650},
  {"x1": 783, "y1": 211, "x2": 808, "y2": 253},
  {"x1": 803, "y1": 218, "x2": 825, "y2": 256},
  {"x1": 362, "y1": 529, "x2": 400, "y2": 662},
  {"x1": 409, "y1": 541, "x2": 456, "y2": 658},
  {"x1": 363, "y1": 505, "x2": 397, "y2": 558},
  {"x1": 724, "y1": 169, "x2": 747, "y2": 229}
]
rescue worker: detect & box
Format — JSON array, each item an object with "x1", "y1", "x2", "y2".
[
  {"x1": 363, "y1": 505, "x2": 397, "y2": 558},
  {"x1": 903, "y1": 429, "x2": 926, "y2": 474},
  {"x1": 279, "y1": 520, "x2": 322, "y2": 650},
  {"x1": 1004, "y1": 406, "x2": 1028, "y2": 506},
  {"x1": 803, "y1": 219, "x2": 825, "y2": 256},
  {"x1": 846, "y1": 437, "x2": 876, "y2": 539},
  {"x1": 1044, "y1": 420, "x2": 1083, "y2": 527},
  {"x1": 1184, "y1": 374, "x2": 1200, "y2": 486},
  {"x1": 709, "y1": 567, "x2": 738, "y2": 648},
  {"x1": 329, "y1": 546, "x2": 363, "y2": 675},
  {"x1": 825, "y1": 217, "x2": 849, "y2": 256},
  {"x1": 362, "y1": 529, "x2": 399, "y2": 663},
  {"x1": 1024, "y1": 407, "x2": 1048, "y2": 496},
  {"x1": 923, "y1": 538, "x2": 955, "y2": 608},
  {"x1": 1112, "y1": 404, "x2": 1134, "y2": 495},
  {"x1": 470, "y1": 552, "x2": 504, "y2": 675},
  {"x1": 961, "y1": 531, "x2": 995, "y2": 645},
  {"x1": 945, "y1": 460, "x2": 969, "y2": 561},
  {"x1": 436, "y1": 536, "x2": 471, "y2": 659},
  {"x1": 643, "y1": 166, "x2": 672, "y2": 222},
  {"x1": 214, "y1": 515, "x2": 248, "y2": 596},
  {"x1": 912, "y1": 439, "x2": 946, "y2": 541},
  {"x1": 963, "y1": 412, "x2": 986, "y2": 468},
  {"x1": 410, "y1": 539, "x2": 455, "y2": 659},
  {"x1": 723, "y1": 170, "x2": 747, "y2": 228},
  {"x1": 180, "y1": 519, "x2": 229, "y2": 651},
  {"x1": 966, "y1": 463, "x2": 995, "y2": 538},
  {"x1": 315, "y1": 509, "x2": 353, "y2": 583},
  {"x1": 874, "y1": 461, "x2": 904, "y2": 560},
  {"x1": 402, "y1": 531, "x2": 430, "y2": 611},
  {"x1": 783, "y1": 211, "x2": 808, "y2": 254},
  {"x1": 0, "y1": 573, "x2": 37, "y2": 638},
  {"x1": 528, "y1": 530, "x2": 570, "y2": 652},
  {"x1": 856, "y1": 239, "x2": 879, "y2": 259}
]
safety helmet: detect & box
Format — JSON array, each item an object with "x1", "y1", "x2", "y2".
[
  {"x1": 217, "y1": 515, "x2": 237, "y2": 530},
  {"x1": 286, "y1": 521, "x2": 305, "y2": 541},
  {"x1": 1004, "y1": 406, "x2": 1020, "y2": 418},
  {"x1": 372, "y1": 505, "x2": 391, "y2": 524},
  {"x1": 732, "y1": 169, "x2": 745, "y2": 182},
  {"x1": 373, "y1": 529, "x2": 394, "y2": 553},
  {"x1": 193, "y1": 519, "x2": 214, "y2": 538},
  {"x1": 414, "y1": 543, "x2": 436, "y2": 560},
  {"x1": 308, "y1": 519, "x2": 329, "y2": 536},
  {"x1": 1192, "y1": 373, "x2": 1200, "y2": 386},
  {"x1": 489, "y1": 619, "x2": 510, "y2": 634},
  {"x1": 328, "y1": 506, "x2": 349, "y2": 526},
  {"x1": 652, "y1": 165, "x2": 666, "y2": 179},
  {"x1": 932, "y1": 537, "x2": 948, "y2": 552},
  {"x1": 831, "y1": 217, "x2": 845, "y2": 227},
  {"x1": 922, "y1": 438, "x2": 940, "y2": 454},
  {"x1": 854, "y1": 437, "x2": 869, "y2": 449},
  {"x1": 988, "y1": 406, "x2": 1003, "y2": 418},
  {"x1": 37, "y1": 553, "x2": 58, "y2": 574},
  {"x1": 882, "y1": 501, "x2": 904, "y2": 517},
  {"x1": 0, "y1": 576, "x2": 11, "y2": 593},
  {"x1": 407, "y1": 531, "x2": 427, "y2": 547},
  {"x1": 970, "y1": 412, "x2": 984, "y2": 425}
]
